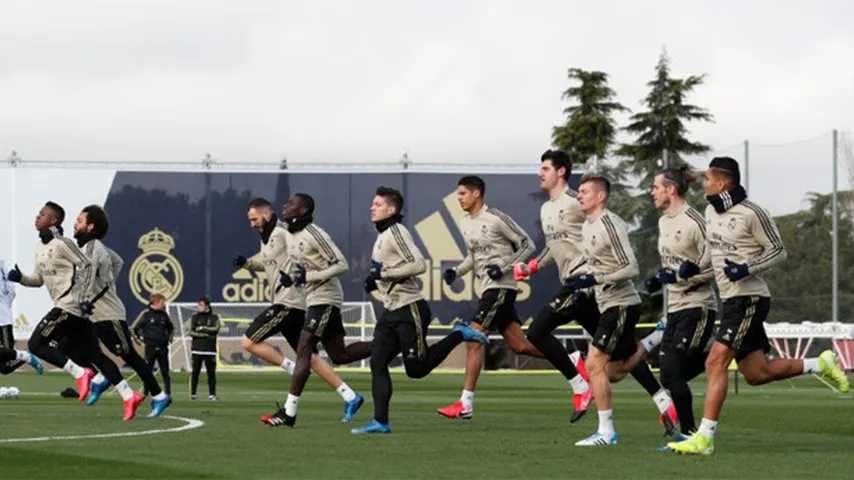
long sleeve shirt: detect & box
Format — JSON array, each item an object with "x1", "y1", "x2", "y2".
[
  {"x1": 534, "y1": 189, "x2": 585, "y2": 281},
  {"x1": 189, "y1": 311, "x2": 220, "y2": 354},
  {"x1": 131, "y1": 308, "x2": 174, "y2": 346},
  {"x1": 705, "y1": 199, "x2": 787, "y2": 300},
  {"x1": 82, "y1": 240, "x2": 128, "y2": 322},
  {"x1": 455, "y1": 205, "x2": 535, "y2": 298},
  {"x1": 580, "y1": 209, "x2": 641, "y2": 312},
  {"x1": 657, "y1": 203, "x2": 716, "y2": 312},
  {"x1": 19, "y1": 235, "x2": 94, "y2": 317},
  {"x1": 0, "y1": 260, "x2": 15, "y2": 327},
  {"x1": 285, "y1": 223, "x2": 348, "y2": 308},
  {"x1": 242, "y1": 219, "x2": 307, "y2": 310},
  {"x1": 371, "y1": 222, "x2": 427, "y2": 311}
]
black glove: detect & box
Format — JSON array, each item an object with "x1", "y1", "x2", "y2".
[
  {"x1": 564, "y1": 273, "x2": 597, "y2": 292},
  {"x1": 368, "y1": 260, "x2": 383, "y2": 281},
  {"x1": 233, "y1": 255, "x2": 247, "y2": 268},
  {"x1": 655, "y1": 267, "x2": 678, "y2": 284},
  {"x1": 293, "y1": 264, "x2": 307, "y2": 287},
  {"x1": 644, "y1": 276, "x2": 662, "y2": 293},
  {"x1": 278, "y1": 270, "x2": 294, "y2": 289},
  {"x1": 724, "y1": 259, "x2": 749, "y2": 281},
  {"x1": 79, "y1": 301, "x2": 94, "y2": 316},
  {"x1": 5, "y1": 264, "x2": 22, "y2": 283},
  {"x1": 485, "y1": 264, "x2": 503, "y2": 280},
  {"x1": 443, "y1": 268, "x2": 457, "y2": 286},
  {"x1": 364, "y1": 277, "x2": 378, "y2": 293},
  {"x1": 679, "y1": 261, "x2": 700, "y2": 279},
  {"x1": 38, "y1": 228, "x2": 56, "y2": 244}
]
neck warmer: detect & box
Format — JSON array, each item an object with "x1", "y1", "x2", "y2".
[
  {"x1": 285, "y1": 213, "x2": 313, "y2": 233},
  {"x1": 260, "y1": 215, "x2": 278, "y2": 244},
  {"x1": 706, "y1": 184, "x2": 747, "y2": 214},
  {"x1": 374, "y1": 214, "x2": 403, "y2": 233}
]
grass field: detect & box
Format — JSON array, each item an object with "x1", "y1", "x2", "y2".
[{"x1": 1, "y1": 370, "x2": 852, "y2": 479}]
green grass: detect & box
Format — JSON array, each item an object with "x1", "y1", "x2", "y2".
[{"x1": 1, "y1": 371, "x2": 852, "y2": 479}]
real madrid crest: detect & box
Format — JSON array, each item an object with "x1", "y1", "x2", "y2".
[{"x1": 129, "y1": 228, "x2": 184, "y2": 304}]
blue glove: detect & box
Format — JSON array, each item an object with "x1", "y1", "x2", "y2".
[
  {"x1": 293, "y1": 264, "x2": 307, "y2": 287},
  {"x1": 679, "y1": 260, "x2": 700, "y2": 279},
  {"x1": 364, "y1": 277, "x2": 378, "y2": 293},
  {"x1": 79, "y1": 301, "x2": 95, "y2": 316},
  {"x1": 565, "y1": 274, "x2": 597, "y2": 292},
  {"x1": 5, "y1": 264, "x2": 22, "y2": 283},
  {"x1": 485, "y1": 264, "x2": 503, "y2": 280},
  {"x1": 368, "y1": 260, "x2": 383, "y2": 281},
  {"x1": 644, "y1": 276, "x2": 662, "y2": 293},
  {"x1": 443, "y1": 268, "x2": 457, "y2": 286},
  {"x1": 655, "y1": 267, "x2": 678, "y2": 284},
  {"x1": 278, "y1": 270, "x2": 294, "y2": 289},
  {"x1": 233, "y1": 255, "x2": 247, "y2": 268},
  {"x1": 724, "y1": 259, "x2": 749, "y2": 281}
]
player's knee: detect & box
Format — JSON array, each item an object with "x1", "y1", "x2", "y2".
[
  {"x1": 403, "y1": 362, "x2": 429, "y2": 379},
  {"x1": 240, "y1": 336, "x2": 254, "y2": 351},
  {"x1": 705, "y1": 349, "x2": 728, "y2": 372}
]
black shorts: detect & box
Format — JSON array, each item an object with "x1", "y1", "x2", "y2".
[
  {"x1": 472, "y1": 288, "x2": 520, "y2": 332},
  {"x1": 94, "y1": 320, "x2": 135, "y2": 357},
  {"x1": 303, "y1": 305, "x2": 346, "y2": 341},
  {"x1": 661, "y1": 307, "x2": 716, "y2": 356},
  {"x1": 716, "y1": 296, "x2": 771, "y2": 361},
  {"x1": 245, "y1": 304, "x2": 307, "y2": 350},
  {"x1": 536, "y1": 286, "x2": 600, "y2": 333},
  {"x1": 591, "y1": 304, "x2": 640, "y2": 361},
  {"x1": 375, "y1": 300, "x2": 432, "y2": 362},
  {"x1": 32, "y1": 308, "x2": 93, "y2": 344},
  {"x1": 0, "y1": 325, "x2": 14, "y2": 349}
]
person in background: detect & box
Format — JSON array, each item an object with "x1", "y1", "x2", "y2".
[
  {"x1": 189, "y1": 296, "x2": 220, "y2": 400},
  {"x1": 131, "y1": 293, "x2": 174, "y2": 396}
]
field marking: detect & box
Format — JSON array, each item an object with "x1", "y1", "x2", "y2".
[{"x1": 0, "y1": 415, "x2": 204, "y2": 444}]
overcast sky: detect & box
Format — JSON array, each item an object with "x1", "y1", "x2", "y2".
[{"x1": 1, "y1": 1, "x2": 852, "y2": 212}]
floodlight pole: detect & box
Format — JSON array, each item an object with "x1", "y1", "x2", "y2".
[{"x1": 832, "y1": 130, "x2": 839, "y2": 323}]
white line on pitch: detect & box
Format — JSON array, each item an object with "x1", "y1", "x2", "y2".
[{"x1": 0, "y1": 415, "x2": 204, "y2": 444}]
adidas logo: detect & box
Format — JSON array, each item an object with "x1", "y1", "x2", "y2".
[
  {"x1": 222, "y1": 269, "x2": 270, "y2": 302},
  {"x1": 412, "y1": 191, "x2": 531, "y2": 303}
]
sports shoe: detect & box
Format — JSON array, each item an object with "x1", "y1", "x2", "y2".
[
  {"x1": 659, "y1": 403, "x2": 679, "y2": 436},
  {"x1": 667, "y1": 431, "x2": 714, "y2": 455},
  {"x1": 341, "y1": 393, "x2": 364, "y2": 423},
  {"x1": 191, "y1": 394, "x2": 197, "y2": 400},
  {"x1": 570, "y1": 388, "x2": 593, "y2": 423},
  {"x1": 574, "y1": 431, "x2": 619, "y2": 447},
  {"x1": 818, "y1": 350, "x2": 850, "y2": 393},
  {"x1": 76, "y1": 368, "x2": 97, "y2": 402},
  {"x1": 437, "y1": 400, "x2": 473, "y2": 420},
  {"x1": 28, "y1": 353, "x2": 44, "y2": 375},
  {"x1": 84, "y1": 377, "x2": 111, "y2": 406},
  {"x1": 261, "y1": 403, "x2": 296, "y2": 427},
  {"x1": 208, "y1": 395, "x2": 217, "y2": 401},
  {"x1": 148, "y1": 395, "x2": 172, "y2": 418},
  {"x1": 453, "y1": 322, "x2": 489, "y2": 345},
  {"x1": 657, "y1": 431, "x2": 689, "y2": 452},
  {"x1": 123, "y1": 392, "x2": 145, "y2": 421},
  {"x1": 351, "y1": 419, "x2": 391, "y2": 434}
]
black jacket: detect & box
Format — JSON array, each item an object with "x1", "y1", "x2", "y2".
[
  {"x1": 131, "y1": 308, "x2": 174, "y2": 347},
  {"x1": 189, "y1": 310, "x2": 220, "y2": 353}
]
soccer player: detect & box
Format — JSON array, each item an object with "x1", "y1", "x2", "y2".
[
  {"x1": 352, "y1": 187, "x2": 488, "y2": 434},
  {"x1": 668, "y1": 157, "x2": 850, "y2": 455},
  {"x1": 262, "y1": 193, "x2": 372, "y2": 427},
  {"x1": 235, "y1": 198, "x2": 366, "y2": 422},
  {"x1": 7, "y1": 202, "x2": 118, "y2": 408},
  {"x1": 646, "y1": 168, "x2": 716, "y2": 438},
  {"x1": 189, "y1": 297, "x2": 220, "y2": 400},
  {"x1": 566, "y1": 175, "x2": 674, "y2": 446},
  {"x1": 71, "y1": 205, "x2": 169, "y2": 418},
  {"x1": 1, "y1": 259, "x2": 43, "y2": 375},
  {"x1": 131, "y1": 293, "x2": 174, "y2": 396},
  {"x1": 437, "y1": 175, "x2": 540, "y2": 420}
]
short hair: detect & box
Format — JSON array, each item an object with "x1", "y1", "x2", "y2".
[
  {"x1": 247, "y1": 197, "x2": 273, "y2": 210},
  {"x1": 579, "y1": 174, "x2": 611, "y2": 198},
  {"x1": 149, "y1": 293, "x2": 166, "y2": 304},
  {"x1": 660, "y1": 166, "x2": 696, "y2": 196},
  {"x1": 294, "y1": 193, "x2": 315, "y2": 215},
  {"x1": 708, "y1": 156, "x2": 741, "y2": 187},
  {"x1": 541, "y1": 149, "x2": 572, "y2": 181},
  {"x1": 81, "y1": 205, "x2": 109, "y2": 239},
  {"x1": 375, "y1": 186, "x2": 404, "y2": 214},
  {"x1": 44, "y1": 201, "x2": 65, "y2": 225},
  {"x1": 198, "y1": 296, "x2": 211, "y2": 307},
  {"x1": 457, "y1": 175, "x2": 485, "y2": 197}
]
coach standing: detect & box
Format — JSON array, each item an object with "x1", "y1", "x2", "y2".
[{"x1": 131, "y1": 293, "x2": 174, "y2": 396}]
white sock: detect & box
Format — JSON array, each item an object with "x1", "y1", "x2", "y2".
[
  {"x1": 597, "y1": 409, "x2": 615, "y2": 437},
  {"x1": 92, "y1": 373, "x2": 107, "y2": 385},
  {"x1": 281, "y1": 357, "x2": 296, "y2": 374},
  {"x1": 63, "y1": 360, "x2": 85, "y2": 379},
  {"x1": 568, "y1": 374, "x2": 589, "y2": 394},
  {"x1": 802, "y1": 357, "x2": 819, "y2": 374},
  {"x1": 285, "y1": 393, "x2": 300, "y2": 416},
  {"x1": 460, "y1": 389, "x2": 475, "y2": 411},
  {"x1": 568, "y1": 350, "x2": 582, "y2": 368},
  {"x1": 336, "y1": 383, "x2": 357, "y2": 402},
  {"x1": 652, "y1": 389, "x2": 673, "y2": 415},
  {"x1": 641, "y1": 329, "x2": 664, "y2": 352},
  {"x1": 698, "y1": 417, "x2": 718, "y2": 438},
  {"x1": 15, "y1": 350, "x2": 32, "y2": 363},
  {"x1": 115, "y1": 380, "x2": 133, "y2": 401},
  {"x1": 153, "y1": 392, "x2": 168, "y2": 401}
]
